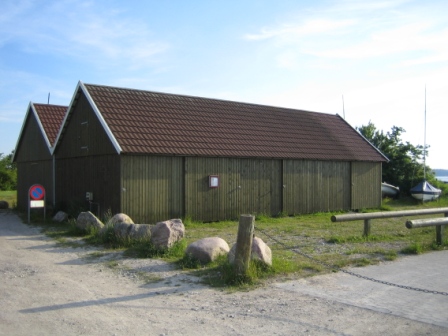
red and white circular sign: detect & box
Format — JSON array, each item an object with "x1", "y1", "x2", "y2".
[{"x1": 29, "y1": 184, "x2": 45, "y2": 200}]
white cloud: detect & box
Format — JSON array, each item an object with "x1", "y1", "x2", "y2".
[
  {"x1": 327, "y1": 0, "x2": 412, "y2": 13},
  {"x1": 243, "y1": 0, "x2": 448, "y2": 69},
  {"x1": 307, "y1": 22, "x2": 448, "y2": 62},
  {"x1": 244, "y1": 19, "x2": 356, "y2": 41},
  {"x1": 0, "y1": 0, "x2": 169, "y2": 69}
]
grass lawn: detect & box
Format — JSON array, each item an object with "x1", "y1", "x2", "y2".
[
  {"x1": 24, "y1": 195, "x2": 448, "y2": 287},
  {"x1": 181, "y1": 197, "x2": 448, "y2": 282},
  {"x1": 0, "y1": 190, "x2": 16, "y2": 208}
]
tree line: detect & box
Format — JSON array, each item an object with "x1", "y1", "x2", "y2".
[{"x1": 357, "y1": 121, "x2": 440, "y2": 195}]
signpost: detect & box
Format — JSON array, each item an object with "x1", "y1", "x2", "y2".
[{"x1": 28, "y1": 184, "x2": 46, "y2": 224}]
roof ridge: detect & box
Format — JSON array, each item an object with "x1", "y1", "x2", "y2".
[{"x1": 33, "y1": 103, "x2": 68, "y2": 108}]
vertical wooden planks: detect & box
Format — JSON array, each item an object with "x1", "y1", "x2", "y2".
[
  {"x1": 351, "y1": 162, "x2": 382, "y2": 210},
  {"x1": 184, "y1": 157, "x2": 282, "y2": 222},
  {"x1": 55, "y1": 154, "x2": 120, "y2": 217},
  {"x1": 120, "y1": 155, "x2": 183, "y2": 223},
  {"x1": 283, "y1": 160, "x2": 351, "y2": 215}
]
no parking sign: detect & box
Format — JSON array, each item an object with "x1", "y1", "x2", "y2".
[
  {"x1": 30, "y1": 184, "x2": 45, "y2": 201},
  {"x1": 28, "y1": 184, "x2": 46, "y2": 223}
]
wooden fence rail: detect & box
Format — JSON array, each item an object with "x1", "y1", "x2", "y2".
[
  {"x1": 406, "y1": 216, "x2": 448, "y2": 245},
  {"x1": 331, "y1": 207, "x2": 448, "y2": 237}
]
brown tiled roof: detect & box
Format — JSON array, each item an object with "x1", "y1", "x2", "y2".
[
  {"x1": 83, "y1": 83, "x2": 387, "y2": 162},
  {"x1": 33, "y1": 103, "x2": 67, "y2": 146}
]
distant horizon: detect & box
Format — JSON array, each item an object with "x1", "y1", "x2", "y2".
[{"x1": 433, "y1": 169, "x2": 448, "y2": 175}]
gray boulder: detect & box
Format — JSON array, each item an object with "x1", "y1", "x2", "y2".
[
  {"x1": 107, "y1": 213, "x2": 134, "y2": 226},
  {"x1": 150, "y1": 219, "x2": 185, "y2": 249},
  {"x1": 186, "y1": 237, "x2": 230, "y2": 264},
  {"x1": 129, "y1": 224, "x2": 152, "y2": 240},
  {"x1": 228, "y1": 236, "x2": 272, "y2": 266},
  {"x1": 0, "y1": 200, "x2": 9, "y2": 209},
  {"x1": 76, "y1": 211, "x2": 104, "y2": 231},
  {"x1": 52, "y1": 211, "x2": 68, "y2": 223},
  {"x1": 113, "y1": 222, "x2": 133, "y2": 239},
  {"x1": 112, "y1": 222, "x2": 152, "y2": 241}
]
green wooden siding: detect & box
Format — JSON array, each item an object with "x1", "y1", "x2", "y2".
[
  {"x1": 121, "y1": 155, "x2": 184, "y2": 223},
  {"x1": 55, "y1": 92, "x2": 116, "y2": 159},
  {"x1": 119, "y1": 157, "x2": 379, "y2": 222},
  {"x1": 184, "y1": 157, "x2": 282, "y2": 222},
  {"x1": 351, "y1": 161, "x2": 382, "y2": 209},
  {"x1": 239, "y1": 159, "x2": 282, "y2": 216},
  {"x1": 15, "y1": 113, "x2": 52, "y2": 163},
  {"x1": 54, "y1": 91, "x2": 121, "y2": 217},
  {"x1": 283, "y1": 160, "x2": 351, "y2": 214},
  {"x1": 56, "y1": 155, "x2": 120, "y2": 217}
]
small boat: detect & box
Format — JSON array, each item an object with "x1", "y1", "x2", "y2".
[
  {"x1": 410, "y1": 180, "x2": 441, "y2": 201},
  {"x1": 410, "y1": 86, "x2": 442, "y2": 201},
  {"x1": 381, "y1": 182, "x2": 400, "y2": 198}
]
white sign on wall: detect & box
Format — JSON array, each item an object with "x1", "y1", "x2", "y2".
[
  {"x1": 209, "y1": 175, "x2": 219, "y2": 188},
  {"x1": 30, "y1": 200, "x2": 45, "y2": 208}
]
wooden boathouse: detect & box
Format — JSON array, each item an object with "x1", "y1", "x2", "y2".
[{"x1": 27, "y1": 81, "x2": 388, "y2": 222}]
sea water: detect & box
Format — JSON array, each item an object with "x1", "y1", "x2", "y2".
[{"x1": 436, "y1": 176, "x2": 448, "y2": 183}]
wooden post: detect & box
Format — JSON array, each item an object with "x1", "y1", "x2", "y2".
[
  {"x1": 439, "y1": 212, "x2": 448, "y2": 245},
  {"x1": 363, "y1": 219, "x2": 371, "y2": 237},
  {"x1": 436, "y1": 225, "x2": 443, "y2": 245},
  {"x1": 234, "y1": 214, "x2": 255, "y2": 276}
]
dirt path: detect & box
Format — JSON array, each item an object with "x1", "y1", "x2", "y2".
[{"x1": 0, "y1": 210, "x2": 446, "y2": 336}]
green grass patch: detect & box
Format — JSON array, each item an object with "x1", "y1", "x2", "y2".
[
  {"x1": 124, "y1": 240, "x2": 187, "y2": 260},
  {"x1": 401, "y1": 242, "x2": 424, "y2": 254},
  {"x1": 192, "y1": 256, "x2": 275, "y2": 288},
  {"x1": 0, "y1": 190, "x2": 17, "y2": 208}
]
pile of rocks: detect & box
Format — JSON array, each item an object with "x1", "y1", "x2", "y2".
[
  {"x1": 52, "y1": 210, "x2": 271, "y2": 266},
  {"x1": 186, "y1": 235, "x2": 272, "y2": 266},
  {"x1": 53, "y1": 211, "x2": 185, "y2": 250}
]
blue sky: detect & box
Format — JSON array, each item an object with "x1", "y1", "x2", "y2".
[{"x1": 1, "y1": 0, "x2": 448, "y2": 169}]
